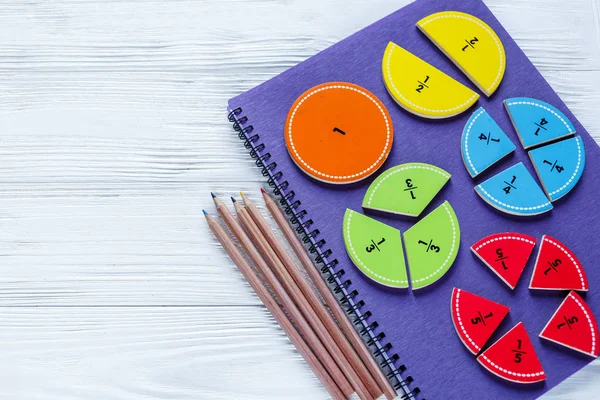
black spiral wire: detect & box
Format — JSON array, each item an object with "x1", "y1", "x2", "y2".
[{"x1": 228, "y1": 107, "x2": 423, "y2": 399}]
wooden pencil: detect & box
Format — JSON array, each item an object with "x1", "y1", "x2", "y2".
[
  {"x1": 211, "y1": 194, "x2": 355, "y2": 398},
  {"x1": 233, "y1": 199, "x2": 373, "y2": 400},
  {"x1": 240, "y1": 192, "x2": 383, "y2": 399},
  {"x1": 203, "y1": 210, "x2": 345, "y2": 400},
  {"x1": 260, "y1": 189, "x2": 398, "y2": 399}
]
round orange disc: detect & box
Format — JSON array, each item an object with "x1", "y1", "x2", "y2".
[{"x1": 285, "y1": 82, "x2": 394, "y2": 184}]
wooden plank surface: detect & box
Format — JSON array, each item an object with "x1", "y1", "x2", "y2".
[{"x1": 0, "y1": 0, "x2": 598, "y2": 398}]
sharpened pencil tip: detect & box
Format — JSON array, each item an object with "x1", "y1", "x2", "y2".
[
  {"x1": 231, "y1": 196, "x2": 237, "y2": 203},
  {"x1": 260, "y1": 188, "x2": 266, "y2": 194},
  {"x1": 202, "y1": 209, "x2": 208, "y2": 215},
  {"x1": 239, "y1": 191, "x2": 244, "y2": 196},
  {"x1": 210, "y1": 192, "x2": 216, "y2": 198}
]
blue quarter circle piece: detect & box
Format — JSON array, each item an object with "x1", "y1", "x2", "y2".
[
  {"x1": 529, "y1": 136, "x2": 585, "y2": 202},
  {"x1": 504, "y1": 97, "x2": 575, "y2": 149},
  {"x1": 475, "y1": 162, "x2": 553, "y2": 216},
  {"x1": 461, "y1": 107, "x2": 516, "y2": 177}
]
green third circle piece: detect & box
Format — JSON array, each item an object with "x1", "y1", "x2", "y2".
[
  {"x1": 343, "y1": 210, "x2": 408, "y2": 289},
  {"x1": 403, "y1": 201, "x2": 460, "y2": 289},
  {"x1": 362, "y1": 162, "x2": 451, "y2": 217}
]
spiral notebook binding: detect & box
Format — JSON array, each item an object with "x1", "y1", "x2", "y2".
[{"x1": 228, "y1": 106, "x2": 422, "y2": 399}]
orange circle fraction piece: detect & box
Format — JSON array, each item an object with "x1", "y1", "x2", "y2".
[{"x1": 285, "y1": 82, "x2": 394, "y2": 184}]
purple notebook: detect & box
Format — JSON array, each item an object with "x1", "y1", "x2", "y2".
[{"x1": 227, "y1": 0, "x2": 600, "y2": 398}]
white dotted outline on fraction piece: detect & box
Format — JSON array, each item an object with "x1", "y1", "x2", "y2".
[
  {"x1": 479, "y1": 353, "x2": 545, "y2": 379},
  {"x1": 463, "y1": 108, "x2": 486, "y2": 175},
  {"x1": 547, "y1": 137, "x2": 582, "y2": 197},
  {"x1": 288, "y1": 84, "x2": 391, "y2": 181},
  {"x1": 506, "y1": 101, "x2": 575, "y2": 135},
  {"x1": 345, "y1": 210, "x2": 408, "y2": 285},
  {"x1": 474, "y1": 235, "x2": 535, "y2": 252},
  {"x1": 419, "y1": 13, "x2": 505, "y2": 93},
  {"x1": 476, "y1": 185, "x2": 551, "y2": 212},
  {"x1": 385, "y1": 43, "x2": 479, "y2": 114},
  {"x1": 454, "y1": 289, "x2": 480, "y2": 352},
  {"x1": 411, "y1": 202, "x2": 457, "y2": 284},
  {"x1": 570, "y1": 292, "x2": 597, "y2": 356},
  {"x1": 544, "y1": 237, "x2": 586, "y2": 290},
  {"x1": 364, "y1": 164, "x2": 450, "y2": 206}
]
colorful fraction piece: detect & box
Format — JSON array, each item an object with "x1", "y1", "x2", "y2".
[
  {"x1": 529, "y1": 136, "x2": 586, "y2": 202},
  {"x1": 504, "y1": 97, "x2": 576, "y2": 149},
  {"x1": 342, "y1": 209, "x2": 408, "y2": 288},
  {"x1": 362, "y1": 163, "x2": 451, "y2": 217},
  {"x1": 540, "y1": 291, "x2": 599, "y2": 358},
  {"x1": 417, "y1": 11, "x2": 506, "y2": 97},
  {"x1": 451, "y1": 288, "x2": 510, "y2": 355},
  {"x1": 471, "y1": 233, "x2": 536, "y2": 289},
  {"x1": 382, "y1": 42, "x2": 479, "y2": 119},
  {"x1": 475, "y1": 162, "x2": 553, "y2": 216},
  {"x1": 285, "y1": 82, "x2": 393, "y2": 184},
  {"x1": 461, "y1": 107, "x2": 516, "y2": 177},
  {"x1": 403, "y1": 201, "x2": 460, "y2": 289},
  {"x1": 477, "y1": 322, "x2": 546, "y2": 384},
  {"x1": 529, "y1": 235, "x2": 588, "y2": 291}
]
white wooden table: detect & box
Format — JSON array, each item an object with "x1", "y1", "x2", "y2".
[{"x1": 0, "y1": 0, "x2": 598, "y2": 398}]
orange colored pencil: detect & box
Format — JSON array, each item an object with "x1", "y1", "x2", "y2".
[
  {"x1": 260, "y1": 189, "x2": 398, "y2": 399},
  {"x1": 211, "y1": 194, "x2": 354, "y2": 398},
  {"x1": 240, "y1": 192, "x2": 384, "y2": 399},
  {"x1": 203, "y1": 210, "x2": 345, "y2": 400},
  {"x1": 233, "y1": 199, "x2": 373, "y2": 400}
]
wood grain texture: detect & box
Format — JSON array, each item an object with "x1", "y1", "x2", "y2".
[
  {"x1": 0, "y1": 307, "x2": 330, "y2": 399},
  {"x1": 0, "y1": 0, "x2": 597, "y2": 398}
]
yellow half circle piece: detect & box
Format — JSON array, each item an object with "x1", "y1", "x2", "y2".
[
  {"x1": 417, "y1": 11, "x2": 506, "y2": 97},
  {"x1": 382, "y1": 42, "x2": 479, "y2": 119}
]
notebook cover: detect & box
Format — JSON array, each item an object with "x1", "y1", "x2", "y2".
[{"x1": 228, "y1": 0, "x2": 600, "y2": 398}]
